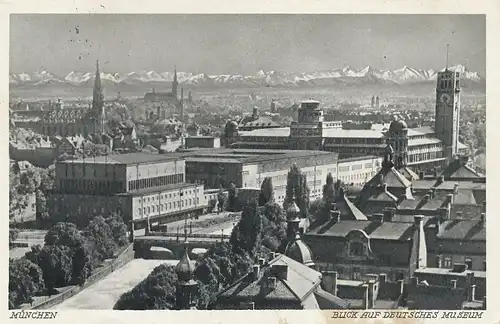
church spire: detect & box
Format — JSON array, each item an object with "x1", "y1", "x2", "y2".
[
  {"x1": 92, "y1": 59, "x2": 105, "y2": 133},
  {"x1": 172, "y1": 65, "x2": 179, "y2": 100}
]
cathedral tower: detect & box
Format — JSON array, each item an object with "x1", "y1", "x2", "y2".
[
  {"x1": 92, "y1": 59, "x2": 105, "y2": 134},
  {"x1": 435, "y1": 47, "x2": 461, "y2": 162},
  {"x1": 172, "y1": 66, "x2": 179, "y2": 101}
]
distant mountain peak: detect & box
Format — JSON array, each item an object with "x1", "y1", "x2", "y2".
[{"x1": 10, "y1": 64, "x2": 485, "y2": 90}]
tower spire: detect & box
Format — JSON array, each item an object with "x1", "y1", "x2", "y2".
[
  {"x1": 92, "y1": 59, "x2": 105, "y2": 134},
  {"x1": 445, "y1": 44, "x2": 450, "y2": 71}
]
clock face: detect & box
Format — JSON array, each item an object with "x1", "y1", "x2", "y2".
[{"x1": 440, "y1": 93, "x2": 451, "y2": 103}]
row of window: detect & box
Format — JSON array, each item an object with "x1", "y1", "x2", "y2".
[
  {"x1": 138, "y1": 197, "x2": 201, "y2": 216},
  {"x1": 59, "y1": 179, "x2": 125, "y2": 193},
  {"x1": 137, "y1": 188, "x2": 201, "y2": 203},
  {"x1": 128, "y1": 173, "x2": 184, "y2": 191}
]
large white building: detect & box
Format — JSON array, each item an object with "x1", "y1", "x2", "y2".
[{"x1": 225, "y1": 68, "x2": 467, "y2": 172}]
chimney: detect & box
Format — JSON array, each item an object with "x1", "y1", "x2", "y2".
[
  {"x1": 413, "y1": 215, "x2": 427, "y2": 269},
  {"x1": 429, "y1": 187, "x2": 436, "y2": 199},
  {"x1": 436, "y1": 255, "x2": 442, "y2": 268},
  {"x1": 252, "y1": 265, "x2": 260, "y2": 281},
  {"x1": 258, "y1": 258, "x2": 265, "y2": 266},
  {"x1": 372, "y1": 213, "x2": 384, "y2": 225},
  {"x1": 321, "y1": 271, "x2": 338, "y2": 296},
  {"x1": 420, "y1": 194, "x2": 430, "y2": 207},
  {"x1": 265, "y1": 276, "x2": 277, "y2": 290},
  {"x1": 437, "y1": 207, "x2": 450, "y2": 223},
  {"x1": 330, "y1": 210, "x2": 341, "y2": 223},
  {"x1": 367, "y1": 280, "x2": 376, "y2": 309},
  {"x1": 271, "y1": 264, "x2": 288, "y2": 281},
  {"x1": 379, "y1": 273, "x2": 387, "y2": 288},
  {"x1": 450, "y1": 279, "x2": 458, "y2": 288},
  {"x1": 362, "y1": 285, "x2": 370, "y2": 310},
  {"x1": 398, "y1": 279, "x2": 405, "y2": 295},
  {"x1": 383, "y1": 208, "x2": 395, "y2": 222},
  {"x1": 419, "y1": 171, "x2": 425, "y2": 180},
  {"x1": 468, "y1": 285, "x2": 476, "y2": 302}
]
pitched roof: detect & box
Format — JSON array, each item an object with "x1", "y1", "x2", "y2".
[
  {"x1": 314, "y1": 288, "x2": 350, "y2": 309},
  {"x1": 217, "y1": 254, "x2": 322, "y2": 307},
  {"x1": 437, "y1": 219, "x2": 486, "y2": 241},
  {"x1": 307, "y1": 219, "x2": 413, "y2": 241},
  {"x1": 440, "y1": 159, "x2": 482, "y2": 180}
]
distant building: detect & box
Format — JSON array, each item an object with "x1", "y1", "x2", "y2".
[
  {"x1": 143, "y1": 67, "x2": 189, "y2": 120},
  {"x1": 180, "y1": 148, "x2": 382, "y2": 204},
  {"x1": 225, "y1": 70, "x2": 468, "y2": 171},
  {"x1": 40, "y1": 60, "x2": 107, "y2": 137},
  {"x1": 50, "y1": 152, "x2": 212, "y2": 230},
  {"x1": 184, "y1": 136, "x2": 221, "y2": 149},
  {"x1": 238, "y1": 107, "x2": 282, "y2": 131}
]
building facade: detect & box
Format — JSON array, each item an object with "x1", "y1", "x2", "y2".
[
  {"x1": 225, "y1": 71, "x2": 466, "y2": 171},
  {"x1": 182, "y1": 148, "x2": 382, "y2": 205},
  {"x1": 50, "y1": 152, "x2": 209, "y2": 229}
]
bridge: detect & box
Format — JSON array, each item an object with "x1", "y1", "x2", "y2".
[{"x1": 133, "y1": 232, "x2": 231, "y2": 259}]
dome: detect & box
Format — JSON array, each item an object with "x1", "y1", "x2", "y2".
[
  {"x1": 285, "y1": 235, "x2": 315, "y2": 267},
  {"x1": 286, "y1": 200, "x2": 301, "y2": 219},
  {"x1": 175, "y1": 248, "x2": 195, "y2": 282},
  {"x1": 389, "y1": 119, "x2": 408, "y2": 133}
]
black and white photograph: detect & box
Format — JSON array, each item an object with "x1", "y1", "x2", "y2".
[{"x1": 7, "y1": 12, "x2": 488, "y2": 313}]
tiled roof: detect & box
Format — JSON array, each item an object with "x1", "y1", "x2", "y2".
[
  {"x1": 437, "y1": 219, "x2": 485, "y2": 241},
  {"x1": 314, "y1": 288, "x2": 350, "y2": 309},
  {"x1": 308, "y1": 218, "x2": 414, "y2": 242},
  {"x1": 238, "y1": 127, "x2": 290, "y2": 137},
  {"x1": 368, "y1": 222, "x2": 414, "y2": 241},
  {"x1": 217, "y1": 254, "x2": 322, "y2": 306},
  {"x1": 240, "y1": 116, "x2": 280, "y2": 128},
  {"x1": 440, "y1": 159, "x2": 482, "y2": 180},
  {"x1": 407, "y1": 126, "x2": 435, "y2": 136}
]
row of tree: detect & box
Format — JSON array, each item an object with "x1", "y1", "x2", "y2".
[{"x1": 9, "y1": 213, "x2": 129, "y2": 309}]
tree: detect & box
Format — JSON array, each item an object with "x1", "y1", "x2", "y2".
[
  {"x1": 106, "y1": 213, "x2": 129, "y2": 247},
  {"x1": 258, "y1": 177, "x2": 274, "y2": 206},
  {"x1": 322, "y1": 173, "x2": 335, "y2": 203},
  {"x1": 31, "y1": 245, "x2": 74, "y2": 292},
  {"x1": 44, "y1": 222, "x2": 85, "y2": 249},
  {"x1": 114, "y1": 264, "x2": 178, "y2": 310},
  {"x1": 217, "y1": 188, "x2": 226, "y2": 214},
  {"x1": 44, "y1": 222, "x2": 93, "y2": 284},
  {"x1": 227, "y1": 183, "x2": 238, "y2": 211},
  {"x1": 84, "y1": 216, "x2": 117, "y2": 261},
  {"x1": 36, "y1": 190, "x2": 50, "y2": 225},
  {"x1": 9, "y1": 258, "x2": 45, "y2": 309},
  {"x1": 259, "y1": 202, "x2": 287, "y2": 251},
  {"x1": 230, "y1": 199, "x2": 262, "y2": 254},
  {"x1": 283, "y1": 164, "x2": 310, "y2": 218},
  {"x1": 9, "y1": 228, "x2": 19, "y2": 247}
]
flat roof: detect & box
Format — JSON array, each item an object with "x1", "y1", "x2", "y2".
[
  {"x1": 182, "y1": 148, "x2": 338, "y2": 164},
  {"x1": 60, "y1": 152, "x2": 184, "y2": 165},
  {"x1": 415, "y1": 268, "x2": 486, "y2": 278},
  {"x1": 117, "y1": 182, "x2": 198, "y2": 196}
]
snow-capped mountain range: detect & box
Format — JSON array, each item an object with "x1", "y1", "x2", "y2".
[{"x1": 9, "y1": 65, "x2": 484, "y2": 89}]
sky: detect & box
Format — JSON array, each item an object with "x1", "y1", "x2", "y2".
[{"x1": 10, "y1": 14, "x2": 486, "y2": 76}]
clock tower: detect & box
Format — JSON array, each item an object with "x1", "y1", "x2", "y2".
[{"x1": 435, "y1": 66, "x2": 461, "y2": 163}]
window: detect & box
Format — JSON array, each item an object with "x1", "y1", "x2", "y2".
[
  {"x1": 444, "y1": 257, "x2": 452, "y2": 268},
  {"x1": 465, "y1": 258, "x2": 473, "y2": 270},
  {"x1": 350, "y1": 242, "x2": 364, "y2": 257},
  {"x1": 353, "y1": 268, "x2": 361, "y2": 280},
  {"x1": 483, "y1": 259, "x2": 486, "y2": 271}
]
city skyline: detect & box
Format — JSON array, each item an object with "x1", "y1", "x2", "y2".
[{"x1": 10, "y1": 14, "x2": 486, "y2": 76}]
